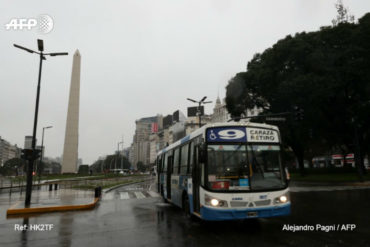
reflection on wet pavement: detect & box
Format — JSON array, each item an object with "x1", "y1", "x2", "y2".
[{"x1": 0, "y1": 180, "x2": 369, "y2": 247}]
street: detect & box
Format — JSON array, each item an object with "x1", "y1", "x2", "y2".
[{"x1": 0, "y1": 179, "x2": 369, "y2": 247}]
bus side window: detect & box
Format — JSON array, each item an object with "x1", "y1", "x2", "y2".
[
  {"x1": 158, "y1": 156, "x2": 163, "y2": 173},
  {"x1": 195, "y1": 145, "x2": 199, "y2": 165},
  {"x1": 188, "y1": 142, "x2": 194, "y2": 175},
  {"x1": 168, "y1": 151, "x2": 174, "y2": 174},
  {"x1": 173, "y1": 148, "x2": 180, "y2": 175},
  {"x1": 163, "y1": 153, "x2": 168, "y2": 172},
  {"x1": 155, "y1": 158, "x2": 158, "y2": 173},
  {"x1": 180, "y1": 144, "x2": 189, "y2": 175}
]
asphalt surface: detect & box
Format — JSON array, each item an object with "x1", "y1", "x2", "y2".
[{"x1": 0, "y1": 179, "x2": 369, "y2": 247}]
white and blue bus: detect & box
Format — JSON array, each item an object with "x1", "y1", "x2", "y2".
[{"x1": 156, "y1": 122, "x2": 290, "y2": 221}]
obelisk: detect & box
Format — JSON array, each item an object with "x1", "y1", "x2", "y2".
[{"x1": 62, "y1": 50, "x2": 81, "y2": 173}]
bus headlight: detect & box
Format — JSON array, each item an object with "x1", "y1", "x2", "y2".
[
  {"x1": 279, "y1": 195, "x2": 287, "y2": 203},
  {"x1": 211, "y1": 199, "x2": 219, "y2": 206},
  {"x1": 205, "y1": 194, "x2": 228, "y2": 208},
  {"x1": 274, "y1": 193, "x2": 289, "y2": 204}
]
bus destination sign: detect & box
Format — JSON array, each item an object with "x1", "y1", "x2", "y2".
[
  {"x1": 206, "y1": 127, "x2": 247, "y2": 142},
  {"x1": 246, "y1": 128, "x2": 279, "y2": 143},
  {"x1": 206, "y1": 127, "x2": 279, "y2": 143}
]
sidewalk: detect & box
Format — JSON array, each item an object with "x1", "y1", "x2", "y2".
[
  {"x1": 289, "y1": 180, "x2": 370, "y2": 192},
  {"x1": 1, "y1": 178, "x2": 151, "y2": 218},
  {"x1": 1, "y1": 186, "x2": 97, "y2": 218}
]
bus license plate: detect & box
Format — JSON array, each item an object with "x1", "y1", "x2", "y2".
[{"x1": 247, "y1": 212, "x2": 258, "y2": 217}]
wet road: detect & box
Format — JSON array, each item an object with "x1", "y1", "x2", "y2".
[{"x1": 1, "y1": 180, "x2": 369, "y2": 247}]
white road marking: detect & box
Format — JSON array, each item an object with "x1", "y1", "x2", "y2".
[
  {"x1": 120, "y1": 192, "x2": 130, "y2": 199},
  {"x1": 126, "y1": 187, "x2": 142, "y2": 191},
  {"x1": 103, "y1": 193, "x2": 114, "y2": 200},
  {"x1": 147, "y1": 191, "x2": 160, "y2": 197},
  {"x1": 134, "y1": 192, "x2": 146, "y2": 199}
]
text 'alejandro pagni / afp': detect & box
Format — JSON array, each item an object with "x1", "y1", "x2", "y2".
[{"x1": 282, "y1": 224, "x2": 356, "y2": 232}]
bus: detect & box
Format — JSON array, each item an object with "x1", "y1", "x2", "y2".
[{"x1": 156, "y1": 122, "x2": 291, "y2": 221}]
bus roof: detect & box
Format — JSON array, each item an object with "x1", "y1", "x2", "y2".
[{"x1": 157, "y1": 121, "x2": 279, "y2": 156}]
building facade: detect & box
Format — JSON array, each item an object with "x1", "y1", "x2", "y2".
[
  {"x1": 0, "y1": 136, "x2": 21, "y2": 166},
  {"x1": 132, "y1": 116, "x2": 160, "y2": 168},
  {"x1": 129, "y1": 98, "x2": 234, "y2": 170},
  {"x1": 211, "y1": 96, "x2": 230, "y2": 123}
]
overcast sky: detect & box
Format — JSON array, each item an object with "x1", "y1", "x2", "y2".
[{"x1": 1, "y1": 0, "x2": 370, "y2": 165}]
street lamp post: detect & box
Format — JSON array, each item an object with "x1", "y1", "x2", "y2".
[
  {"x1": 116, "y1": 141, "x2": 123, "y2": 172},
  {"x1": 14, "y1": 39, "x2": 68, "y2": 207},
  {"x1": 187, "y1": 96, "x2": 212, "y2": 127},
  {"x1": 38, "y1": 126, "x2": 53, "y2": 184},
  {"x1": 101, "y1": 159, "x2": 105, "y2": 174},
  {"x1": 120, "y1": 136, "x2": 124, "y2": 170}
]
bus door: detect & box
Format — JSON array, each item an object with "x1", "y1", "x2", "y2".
[
  {"x1": 192, "y1": 145, "x2": 201, "y2": 213},
  {"x1": 166, "y1": 155, "x2": 173, "y2": 200},
  {"x1": 157, "y1": 157, "x2": 162, "y2": 193}
]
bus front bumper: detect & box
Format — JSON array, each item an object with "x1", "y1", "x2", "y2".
[{"x1": 199, "y1": 203, "x2": 291, "y2": 221}]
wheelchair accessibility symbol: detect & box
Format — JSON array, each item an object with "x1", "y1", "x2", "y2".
[{"x1": 209, "y1": 130, "x2": 217, "y2": 140}]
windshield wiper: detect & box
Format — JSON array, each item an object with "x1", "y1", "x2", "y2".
[{"x1": 250, "y1": 145, "x2": 264, "y2": 178}]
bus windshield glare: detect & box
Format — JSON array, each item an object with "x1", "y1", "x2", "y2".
[{"x1": 206, "y1": 144, "x2": 286, "y2": 191}]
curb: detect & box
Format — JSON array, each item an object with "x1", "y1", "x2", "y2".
[
  {"x1": 290, "y1": 181, "x2": 370, "y2": 187},
  {"x1": 6, "y1": 197, "x2": 99, "y2": 216}
]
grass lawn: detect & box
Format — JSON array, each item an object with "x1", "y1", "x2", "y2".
[{"x1": 72, "y1": 179, "x2": 146, "y2": 190}]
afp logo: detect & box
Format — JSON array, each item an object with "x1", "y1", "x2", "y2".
[{"x1": 5, "y1": 14, "x2": 54, "y2": 34}]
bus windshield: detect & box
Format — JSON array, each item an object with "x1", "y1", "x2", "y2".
[{"x1": 206, "y1": 144, "x2": 286, "y2": 191}]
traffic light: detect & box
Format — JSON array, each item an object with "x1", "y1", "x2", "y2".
[
  {"x1": 34, "y1": 149, "x2": 41, "y2": 159},
  {"x1": 293, "y1": 106, "x2": 304, "y2": 121},
  {"x1": 21, "y1": 149, "x2": 32, "y2": 160},
  {"x1": 21, "y1": 149, "x2": 41, "y2": 160}
]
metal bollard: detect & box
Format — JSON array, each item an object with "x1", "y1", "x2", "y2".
[
  {"x1": 49, "y1": 184, "x2": 53, "y2": 191},
  {"x1": 94, "y1": 186, "x2": 102, "y2": 198},
  {"x1": 54, "y1": 184, "x2": 58, "y2": 190},
  {"x1": 9, "y1": 180, "x2": 13, "y2": 195}
]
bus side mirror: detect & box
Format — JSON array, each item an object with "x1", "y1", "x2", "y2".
[
  {"x1": 199, "y1": 144, "x2": 207, "y2": 163},
  {"x1": 285, "y1": 167, "x2": 290, "y2": 184}
]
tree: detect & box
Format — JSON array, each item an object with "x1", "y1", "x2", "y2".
[
  {"x1": 136, "y1": 161, "x2": 147, "y2": 172},
  {"x1": 89, "y1": 154, "x2": 131, "y2": 173},
  {"x1": 36, "y1": 160, "x2": 45, "y2": 175},
  {"x1": 226, "y1": 13, "x2": 370, "y2": 178},
  {"x1": 332, "y1": 0, "x2": 355, "y2": 26},
  {"x1": 90, "y1": 159, "x2": 104, "y2": 173},
  {"x1": 0, "y1": 158, "x2": 26, "y2": 176},
  {"x1": 120, "y1": 156, "x2": 131, "y2": 170},
  {"x1": 78, "y1": 165, "x2": 89, "y2": 174}
]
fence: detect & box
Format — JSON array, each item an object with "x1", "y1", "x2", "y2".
[{"x1": 0, "y1": 175, "x2": 140, "y2": 195}]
